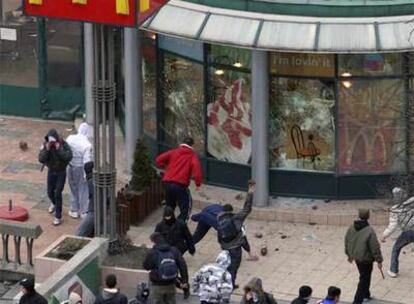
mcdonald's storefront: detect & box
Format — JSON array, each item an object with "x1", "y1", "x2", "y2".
[{"x1": 2, "y1": 0, "x2": 414, "y2": 199}]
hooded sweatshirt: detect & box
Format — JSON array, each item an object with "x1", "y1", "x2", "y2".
[
  {"x1": 241, "y1": 278, "x2": 277, "y2": 304},
  {"x1": 192, "y1": 251, "x2": 233, "y2": 303},
  {"x1": 143, "y1": 242, "x2": 188, "y2": 286},
  {"x1": 93, "y1": 288, "x2": 127, "y2": 304},
  {"x1": 155, "y1": 144, "x2": 202, "y2": 187},
  {"x1": 66, "y1": 123, "x2": 92, "y2": 167},
  {"x1": 345, "y1": 219, "x2": 383, "y2": 263},
  {"x1": 154, "y1": 207, "x2": 195, "y2": 254},
  {"x1": 19, "y1": 290, "x2": 48, "y2": 304},
  {"x1": 382, "y1": 197, "x2": 414, "y2": 239},
  {"x1": 38, "y1": 129, "x2": 73, "y2": 172}
]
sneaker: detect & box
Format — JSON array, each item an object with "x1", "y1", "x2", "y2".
[
  {"x1": 363, "y1": 297, "x2": 374, "y2": 302},
  {"x1": 388, "y1": 270, "x2": 398, "y2": 278},
  {"x1": 48, "y1": 204, "x2": 55, "y2": 213},
  {"x1": 80, "y1": 212, "x2": 87, "y2": 219},
  {"x1": 68, "y1": 210, "x2": 79, "y2": 219},
  {"x1": 53, "y1": 218, "x2": 62, "y2": 226}
]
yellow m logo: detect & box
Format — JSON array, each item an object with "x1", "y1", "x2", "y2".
[
  {"x1": 28, "y1": 0, "x2": 42, "y2": 5},
  {"x1": 73, "y1": 0, "x2": 87, "y2": 4}
]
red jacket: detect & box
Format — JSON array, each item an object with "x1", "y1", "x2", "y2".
[{"x1": 156, "y1": 144, "x2": 202, "y2": 187}]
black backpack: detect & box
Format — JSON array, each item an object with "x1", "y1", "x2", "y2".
[
  {"x1": 157, "y1": 249, "x2": 178, "y2": 281},
  {"x1": 217, "y1": 216, "x2": 239, "y2": 243}
]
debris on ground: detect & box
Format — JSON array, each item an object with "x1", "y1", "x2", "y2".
[
  {"x1": 280, "y1": 235, "x2": 287, "y2": 239},
  {"x1": 324, "y1": 199, "x2": 331, "y2": 203},
  {"x1": 303, "y1": 234, "x2": 318, "y2": 241},
  {"x1": 260, "y1": 245, "x2": 268, "y2": 256},
  {"x1": 274, "y1": 248, "x2": 279, "y2": 251},
  {"x1": 254, "y1": 232, "x2": 263, "y2": 239},
  {"x1": 309, "y1": 222, "x2": 317, "y2": 226},
  {"x1": 19, "y1": 141, "x2": 28, "y2": 151},
  {"x1": 312, "y1": 205, "x2": 318, "y2": 210}
]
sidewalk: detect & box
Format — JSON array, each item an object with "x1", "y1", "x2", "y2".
[{"x1": 0, "y1": 116, "x2": 412, "y2": 304}]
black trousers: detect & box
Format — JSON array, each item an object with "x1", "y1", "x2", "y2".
[
  {"x1": 228, "y1": 247, "x2": 242, "y2": 285},
  {"x1": 165, "y1": 182, "x2": 192, "y2": 222},
  {"x1": 47, "y1": 169, "x2": 66, "y2": 219},
  {"x1": 193, "y1": 222, "x2": 211, "y2": 244},
  {"x1": 354, "y1": 262, "x2": 373, "y2": 304}
]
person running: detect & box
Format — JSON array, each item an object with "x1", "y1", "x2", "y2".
[
  {"x1": 241, "y1": 277, "x2": 277, "y2": 304},
  {"x1": 38, "y1": 129, "x2": 72, "y2": 226},
  {"x1": 94, "y1": 274, "x2": 128, "y2": 304},
  {"x1": 155, "y1": 137, "x2": 202, "y2": 222},
  {"x1": 143, "y1": 233, "x2": 189, "y2": 304},
  {"x1": 155, "y1": 206, "x2": 195, "y2": 255},
  {"x1": 19, "y1": 277, "x2": 47, "y2": 304},
  {"x1": 191, "y1": 204, "x2": 258, "y2": 260},
  {"x1": 345, "y1": 209, "x2": 383, "y2": 304},
  {"x1": 380, "y1": 187, "x2": 414, "y2": 278},
  {"x1": 291, "y1": 286, "x2": 313, "y2": 304},
  {"x1": 217, "y1": 180, "x2": 255, "y2": 287},
  {"x1": 192, "y1": 250, "x2": 233, "y2": 304},
  {"x1": 66, "y1": 122, "x2": 92, "y2": 219},
  {"x1": 317, "y1": 286, "x2": 341, "y2": 304}
]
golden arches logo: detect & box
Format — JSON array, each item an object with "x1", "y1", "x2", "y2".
[{"x1": 28, "y1": 0, "x2": 149, "y2": 15}]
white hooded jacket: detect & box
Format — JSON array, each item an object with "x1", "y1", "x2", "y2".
[
  {"x1": 192, "y1": 251, "x2": 233, "y2": 303},
  {"x1": 66, "y1": 123, "x2": 92, "y2": 167},
  {"x1": 382, "y1": 194, "x2": 414, "y2": 239}
]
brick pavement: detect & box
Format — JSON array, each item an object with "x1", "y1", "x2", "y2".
[{"x1": 1, "y1": 116, "x2": 412, "y2": 304}]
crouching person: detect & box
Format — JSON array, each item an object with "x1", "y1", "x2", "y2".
[
  {"x1": 94, "y1": 274, "x2": 127, "y2": 304},
  {"x1": 143, "y1": 233, "x2": 189, "y2": 304},
  {"x1": 241, "y1": 278, "x2": 277, "y2": 304},
  {"x1": 192, "y1": 251, "x2": 233, "y2": 304}
]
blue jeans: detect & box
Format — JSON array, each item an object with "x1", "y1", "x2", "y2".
[
  {"x1": 67, "y1": 166, "x2": 89, "y2": 213},
  {"x1": 47, "y1": 170, "x2": 66, "y2": 219},
  {"x1": 390, "y1": 230, "x2": 414, "y2": 273}
]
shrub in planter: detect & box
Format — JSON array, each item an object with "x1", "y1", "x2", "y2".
[{"x1": 129, "y1": 139, "x2": 156, "y2": 192}]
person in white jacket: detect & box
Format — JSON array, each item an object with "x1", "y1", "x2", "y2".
[
  {"x1": 380, "y1": 187, "x2": 414, "y2": 278},
  {"x1": 66, "y1": 123, "x2": 92, "y2": 218},
  {"x1": 192, "y1": 251, "x2": 233, "y2": 304}
]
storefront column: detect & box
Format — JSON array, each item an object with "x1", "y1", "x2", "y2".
[
  {"x1": 84, "y1": 23, "x2": 94, "y2": 124},
  {"x1": 124, "y1": 27, "x2": 143, "y2": 174},
  {"x1": 251, "y1": 50, "x2": 269, "y2": 207}
]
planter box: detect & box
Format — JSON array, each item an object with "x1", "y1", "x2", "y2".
[
  {"x1": 34, "y1": 235, "x2": 92, "y2": 283},
  {"x1": 101, "y1": 266, "x2": 149, "y2": 298},
  {"x1": 126, "y1": 178, "x2": 165, "y2": 225}
]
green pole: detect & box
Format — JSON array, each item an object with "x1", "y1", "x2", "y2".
[{"x1": 37, "y1": 17, "x2": 49, "y2": 117}]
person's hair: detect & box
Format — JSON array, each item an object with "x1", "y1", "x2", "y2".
[
  {"x1": 105, "y1": 274, "x2": 117, "y2": 288},
  {"x1": 299, "y1": 285, "x2": 312, "y2": 298},
  {"x1": 223, "y1": 204, "x2": 233, "y2": 212},
  {"x1": 182, "y1": 137, "x2": 194, "y2": 146},
  {"x1": 150, "y1": 232, "x2": 164, "y2": 244},
  {"x1": 327, "y1": 286, "x2": 341, "y2": 300}
]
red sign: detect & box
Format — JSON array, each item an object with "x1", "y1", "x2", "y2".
[{"x1": 24, "y1": 0, "x2": 138, "y2": 26}]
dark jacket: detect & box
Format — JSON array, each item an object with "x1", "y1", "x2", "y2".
[
  {"x1": 94, "y1": 288, "x2": 128, "y2": 304},
  {"x1": 143, "y1": 242, "x2": 188, "y2": 286},
  {"x1": 345, "y1": 220, "x2": 383, "y2": 263},
  {"x1": 155, "y1": 218, "x2": 195, "y2": 254},
  {"x1": 291, "y1": 298, "x2": 308, "y2": 304},
  {"x1": 218, "y1": 193, "x2": 253, "y2": 250},
  {"x1": 241, "y1": 277, "x2": 277, "y2": 304},
  {"x1": 38, "y1": 129, "x2": 72, "y2": 172},
  {"x1": 191, "y1": 204, "x2": 223, "y2": 229},
  {"x1": 19, "y1": 291, "x2": 48, "y2": 304}
]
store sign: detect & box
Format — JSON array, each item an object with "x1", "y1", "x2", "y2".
[
  {"x1": 270, "y1": 53, "x2": 335, "y2": 77},
  {"x1": 24, "y1": 0, "x2": 167, "y2": 26}
]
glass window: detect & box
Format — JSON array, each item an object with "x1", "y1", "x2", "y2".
[
  {"x1": 141, "y1": 32, "x2": 157, "y2": 138},
  {"x1": 269, "y1": 78, "x2": 335, "y2": 172},
  {"x1": 46, "y1": 20, "x2": 82, "y2": 87},
  {"x1": 208, "y1": 45, "x2": 251, "y2": 70},
  {"x1": 207, "y1": 67, "x2": 252, "y2": 164},
  {"x1": 161, "y1": 53, "x2": 204, "y2": 152},
  {"x1": 270, "y1": 53, "x2": 334, "y2": 77},
  {"x1": 338, "y1": 79, "x2": 406, "y2": 173},
  {"x1": 0, "y1": 0, "x2": 38, "y2": 87},
  {"x1": 339, "y1": 53, "x2": 403, "y2": 77}
]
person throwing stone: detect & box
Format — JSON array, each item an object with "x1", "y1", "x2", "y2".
[
  {"x1": 380, "y1": 187, "x2": 414, "y2": 278},
  {"x1": 156, "y1": 137, "x2": 202, "y2": 222},
  {"x1": 345, "y1": 209, "x2": 383, "y2": 304}
]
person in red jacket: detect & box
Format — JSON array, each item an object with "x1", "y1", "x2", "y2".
[{"x1": 156, "y1": 137, "x2": 202, "y2": 222}]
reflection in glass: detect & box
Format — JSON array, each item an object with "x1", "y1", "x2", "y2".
[
  {"x1": 208, "y1": 45, "x2": 251, "y2": 70},
  {"x1": 162, "y1": 53, "x2": 204, "y2": 152},
  {"x1": 338, "y1": 53, "x2": 403, "y2": 76},
  {"x1": 142, "y1": 34, "x2": 157, "y2": 137},
  {"x1": 269, "y1": 78, "x2": 335, "y2": 172},
  {"x1": 207, "y1": 68, "x2": 252, "y2": 164},
  {"x1": 338, "y1": 79, "x2": 406, "y2": 173},
  {"x1": 0, "y1": 0, "x2": 38, "y2": 87}
]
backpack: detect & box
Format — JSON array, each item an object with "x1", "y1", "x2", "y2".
[
  {"x1": 157, "y1": 249, "x2": 178, "y2": 281},
  {"x1": 217, "y1": 216, "x2": 239, "y2": 243}
]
